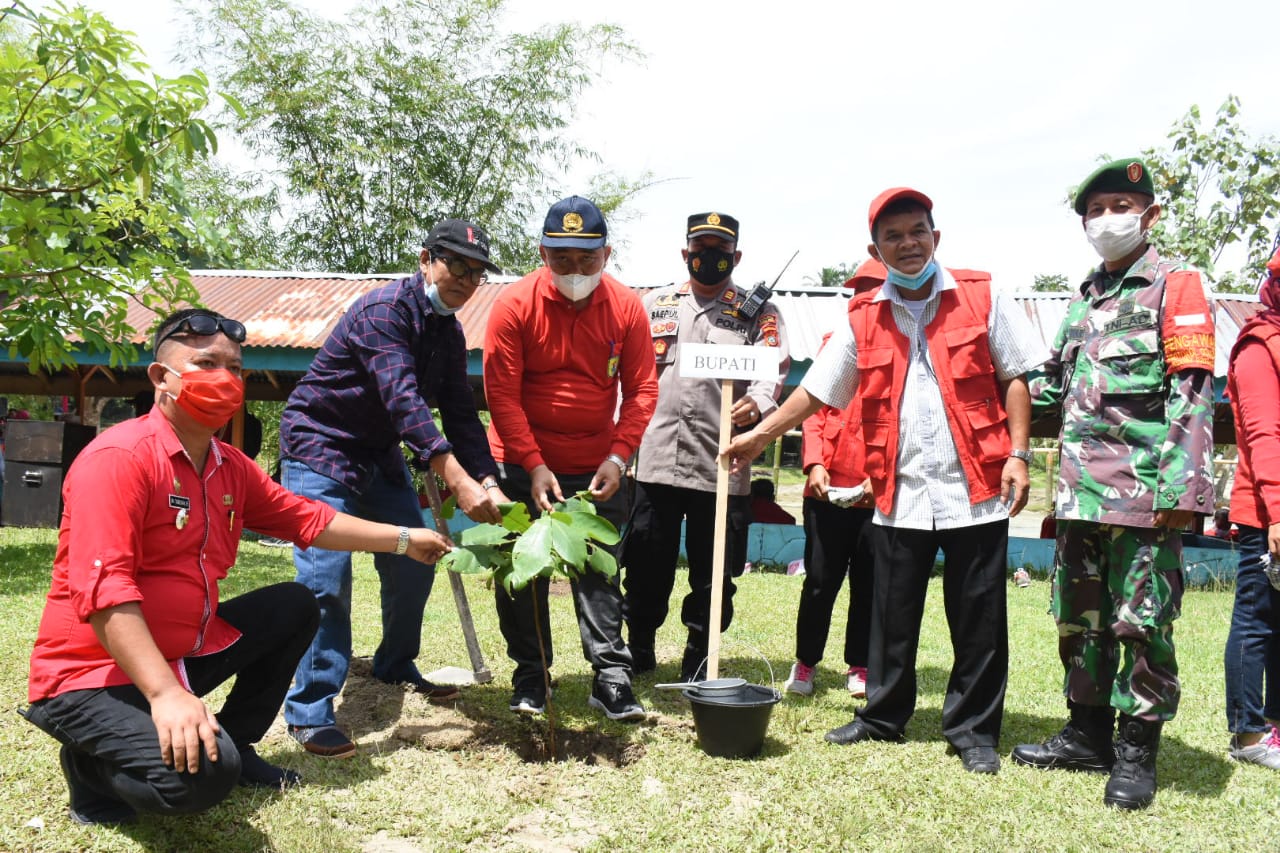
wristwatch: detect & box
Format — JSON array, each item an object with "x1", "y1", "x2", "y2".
[
  {"x1": 605, "y1": 453, "x2": 628, "y2": 474},
  {"x1": 481, "y1": 478, "x2": 501, "y2": 491},
  {"x1": 1009, "y1": 449, "x2": 1033, "y2": 463},
  {"x1": 393, "y1": 526, "x2": 410, "y2": 556}
]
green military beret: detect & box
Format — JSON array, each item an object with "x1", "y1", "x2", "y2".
[{"x1": 1073, "y1": 158, "x2": 1155, "y2": 214}]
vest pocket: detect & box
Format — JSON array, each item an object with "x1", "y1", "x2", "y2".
[
  {"x1": 961, "y1": 397, "x2": 1011, "y2": 463},
  {"x1": 944, "y1": 323, "x2": 996, "y2": 380},
  {"x1": 861, "y1": 418, "x2": 892, "y2": 479},
  {"x1": 857, "y1": 345, "x2": 895, "y2": 400}
]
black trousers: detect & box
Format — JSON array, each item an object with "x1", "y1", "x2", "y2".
[
  {"x1": 855, "y1": 520, "x2": 1009, "y2": 749},
  {"x1": 795, "y1": 499, "x2": 875, "y2": 668},
  {"x1": 622, "y1": 481, "x2": 750, "y2": 657},
  {"x1": 24, "y1": 582, "x2": 319, "y2": 815},
  {"x1": 492, "y1": 463, "x2": 633, "y2": 689}
]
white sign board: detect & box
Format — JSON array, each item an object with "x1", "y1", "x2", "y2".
[{"x1": 679, "y1": 343, "x2": 779, "y2": 380}]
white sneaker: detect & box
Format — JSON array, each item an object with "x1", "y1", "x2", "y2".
[
  {"x1": 1229, "y1": 726, "x2": 1280, "y2": 770},
  {"x1": 846, "y1": 666, "x2": 867, "y2": 699},
  {"x1": 785, "y1": 661, "x2": 815, "y2": 696},
  {"x1": 1013, "y1": 568, "x2": 1032, "y2": 588}
]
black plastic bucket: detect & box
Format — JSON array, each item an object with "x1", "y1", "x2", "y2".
[{"x1": 684, "y1": 684, "x2": 781, "y2": 758}]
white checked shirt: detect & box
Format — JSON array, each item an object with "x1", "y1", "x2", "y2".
[{"x1": 802, "y1": 266, "x2": 1048, "y2": 531}]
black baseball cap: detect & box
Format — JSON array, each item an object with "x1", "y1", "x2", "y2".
[
  {"x1": 541, "y1": 196, "x2": 608, "y2": 249},
  {"x1": 423, "y1": 219, "x2": 502, "y2": 273},
  {"x1": 687, "y1": 211, "x2": 740, "y2": 243}
]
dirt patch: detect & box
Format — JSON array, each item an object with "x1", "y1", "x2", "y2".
[
  {"x1": 503, "y1": 808, "x2": 604, "y2": 852},
  {"x1": 494, "y1": 725, "x2": 645, "y2": 766},
  {"x1": 333, "y1": 657, "x2": 650, "y2": 767}
]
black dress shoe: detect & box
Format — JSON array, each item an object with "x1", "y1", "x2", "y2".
[
  {"x1": 957, "y1": 745, "x2": 1000, "y2": 774},
  {"x1": 824, "y1": 719, "x2": 901, "y2": 745}
]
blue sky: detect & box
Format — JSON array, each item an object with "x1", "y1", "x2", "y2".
[{"x1": 77, "y1": 0, "x2": 1280, "y2": 291}]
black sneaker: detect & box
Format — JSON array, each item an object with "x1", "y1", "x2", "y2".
[
  {"x1": 588, "y1": 680, "x2": 646, "y2": 722},
  {"x1": 509, "y1": 688, "x2": 547, "y2": 715}
]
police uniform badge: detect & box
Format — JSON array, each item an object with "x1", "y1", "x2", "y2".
[
  {"x1": 653, "y1": 339, "x2": 668, "y2": 357},
  {"x1": 563, "y1": 212, "x2": 584, "y2": 233},
  {"x1": 707, "y1": 213, "x2": 721, "y2": 226}
]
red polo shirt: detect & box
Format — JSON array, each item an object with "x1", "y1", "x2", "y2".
[
  {"x1": 28, "y1": 408, "x2": 336, "y2": 703},
  {"x1": 483, "y1": 268, "x2": 658, "y2": 474}
]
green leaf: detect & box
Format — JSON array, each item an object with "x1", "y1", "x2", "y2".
[
  {"x1": 551, "y1": 510, "x2": 620, "y2": 546},
  {"x1": 499, "y1": 501, "x2": 533, "y2": 533},
  {"x1": 438, "y1": 547, "x2": 483, "y2": 574},
  {"x1": 510, "y1": 516, "x2": 557, "y2": 590},
  {"x1": 458, "y1": 523, "x2": 511, "y2": 547},
  {"x1": 547, "y1": 515, "x2": 587, "y2": 569},
  {"x1": 559, "y1": 493, "x2": 598, "y2": 515},
  {"x1": 585, "y1": 544, "x2": 617, "y2": 578},
  {"x1": 440, "y1": 494, "x2": 457, "y2": 519}
]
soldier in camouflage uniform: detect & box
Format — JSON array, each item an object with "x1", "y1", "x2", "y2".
[{"x1": 1012, "y1": 159, "x2": 1215, "y2": 810}]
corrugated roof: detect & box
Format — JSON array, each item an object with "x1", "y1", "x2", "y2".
[
  {"x1": 134, "y1": 272, "x2": 1263, "y2": 372},
  {"x1": 125, "y1": 270, "x2": 518, "y2": 351}
]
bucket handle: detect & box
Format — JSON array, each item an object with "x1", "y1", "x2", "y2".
[{"x1": 692, "y1": 638, "x2": 777, "y2": 691}]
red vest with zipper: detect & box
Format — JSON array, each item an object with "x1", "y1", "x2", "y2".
[{"x1": 849, "y1": 271, "x2": 1010, "y2": 515}]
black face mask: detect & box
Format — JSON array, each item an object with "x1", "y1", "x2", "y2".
[{"x1": 687, "y1": 248, "x2": 735, "y2": 286}]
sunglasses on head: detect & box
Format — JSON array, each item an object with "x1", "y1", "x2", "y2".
[{"x1": 156, "y1": 313, "x2": 247, "y2": 349}]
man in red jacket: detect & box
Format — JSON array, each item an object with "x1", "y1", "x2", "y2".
[
  {"x1": 725, "y1": 189, "x2": 1045, "y2": 773},
  {"x1": 483, "y1": 196, "x2": 659, "y2": 720},
  {"x1": 22, "y1": 309, "x2": 451, "y2": 825}
]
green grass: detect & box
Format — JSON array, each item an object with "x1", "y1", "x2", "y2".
[{"x1": 2, "y1": 525, "x2": 1277, "y2": 852}]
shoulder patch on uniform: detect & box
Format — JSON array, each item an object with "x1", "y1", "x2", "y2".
[{"x1": 1162, "y1": 270, "x2": 1214, "y2": 373}]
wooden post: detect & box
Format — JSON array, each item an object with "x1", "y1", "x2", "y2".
[{"x1": 706, "y1": 379, "x2": 734, "y2": 681}]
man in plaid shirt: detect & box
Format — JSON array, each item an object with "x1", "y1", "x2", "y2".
[{"x1": 280, "y1": 219, "x2": 509, "y2": 759}]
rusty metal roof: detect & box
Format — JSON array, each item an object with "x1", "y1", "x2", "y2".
[{"x1": 125, "y1": 270, "x2": 520, "y2": 351}]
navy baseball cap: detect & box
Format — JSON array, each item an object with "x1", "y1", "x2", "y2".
[
  {"x1": 424, "y1": 219, "x2": 502, "y2": 273},
  {"x1": 541, "y1": 196, "x2": 608, "y2": 249}
]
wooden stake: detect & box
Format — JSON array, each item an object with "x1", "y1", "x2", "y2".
[{"x1": 706, "y1": 378, "x2": 734, "y2": 680}]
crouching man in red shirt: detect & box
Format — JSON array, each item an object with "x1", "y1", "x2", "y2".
[{"x1": 22, "y1": 309, "x2": 451, "y2": 826}]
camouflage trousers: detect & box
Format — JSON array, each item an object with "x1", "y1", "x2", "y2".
[{"x1": 1051, "y1": 520, "x2": 1183, "y2": 720}]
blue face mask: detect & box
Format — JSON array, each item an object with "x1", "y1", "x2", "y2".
[
  {"x1": 424, "y1": 272, "x2": 460, "y2": 316},
  {"x1": 885, "y1": 259, "x2": 938, "y2": 291}
]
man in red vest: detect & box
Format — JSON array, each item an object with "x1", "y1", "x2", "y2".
[{"x1": 725, "y1": 188, "x2": 1046, "y2": 773}]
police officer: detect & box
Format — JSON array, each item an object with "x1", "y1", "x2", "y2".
[
  {"x1": 1013, "y1": 159, "x2": 1216, "y2": 810},
  {"x1": 623, "y1": 212, "x2": 789, "y2": 683}
]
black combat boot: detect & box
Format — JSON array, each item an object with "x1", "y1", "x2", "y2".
[
  {"x1": 1010, "y1": 702, "x2": 1115, "y2": 772},
  {"x1": 1104, "y1": 715, "x2": 1163, "y2": 810}
]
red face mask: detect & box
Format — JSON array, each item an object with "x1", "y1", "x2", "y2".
[{"x1": 164, "y1": 367, "x2": 245, "y2": 429}]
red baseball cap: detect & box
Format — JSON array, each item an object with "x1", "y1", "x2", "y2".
[
  {"x1": 843, "y1": 258, "x2": 887, "y2": 290},
  {"x1": 867, "y1": 187, "x2": 933, "y2": 236}
]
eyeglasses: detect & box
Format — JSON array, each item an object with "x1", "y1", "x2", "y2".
[
  {"x1": 437, "y1": 254, "x2": 488, "y2": 285},
  {"x1": 155, "y1": 313, "x2": 247, "y2": 349}
]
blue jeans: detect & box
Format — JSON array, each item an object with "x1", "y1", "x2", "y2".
[
  {"x1": 1224, "y1": 526, "x2": 1280, "y2": 734},
  {"x1": 282, "y1": 457, "x2": 434, "y2": 727}
]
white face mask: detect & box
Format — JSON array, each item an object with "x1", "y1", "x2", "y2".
[
  {"x1": 1085, "y1": 209, "x2": 1149, "y2": 262},
  {"x1": 552, "y1": 271, "x2": 602, "y2": 301}
]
